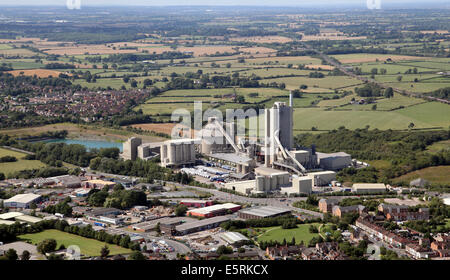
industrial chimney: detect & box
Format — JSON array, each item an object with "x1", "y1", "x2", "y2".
[{"x1": 289, "y1": 91, "x2": 293, "y2": 107}]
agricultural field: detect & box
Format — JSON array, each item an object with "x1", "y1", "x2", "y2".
[
  {"x1": 292, "y1": 102, "x2": 449, "y2": 131},
  {"x1": 426, "y1": 140, "x2": 450, "y2": 154},
  {"x1": 244, "y1": 56, "x2": 322, "y2": 66},
  {"x1": 129, "y1": 123, "x2": 178, "y2": 135},
  {"x1": 18, "y1": 229, "x2": 132, "y2": 257},
  {"x1": 262, "y1": 76, "x2": 363, "y2": 92},
  {"x1": 136, "y1": 88, "x2": 289, "y2": 115},
  {"x1": 0, "y1": 147, "x2": 47, "y2": 176},
  {"x1": 392, "y1": 166, "x2": 450, "y2": 185},
  {"x1": 331, "y1": 53, "x2": 430, "y2": 64},
  {"x1": 341, "y1": 93, "x2": 426, "y2": 111},
  {"x1": 0, "y1": 59, "x2": 45, "y2": 70},
  {"x1": 7, "y1": 69, "x2": 67, "y2": 78}
]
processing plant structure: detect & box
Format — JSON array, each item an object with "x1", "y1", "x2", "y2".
[{"x1": 121, "y1": 92, "x2": 352, "y2": 196}]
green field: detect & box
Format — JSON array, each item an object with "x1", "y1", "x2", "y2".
[
  {"x1": 392, "y1": 166, "x2": 450, "y2": 185},
  {"x1": 136, "y1": 87, "x2": 289, "y2": 115},
  {"x1": 293, "y1": 101, "x2": 450, "y2": 131},
  {"x1": 0, "y1": 147, "x2": 47, "y2": 176},
  {"x1": 341, "y1": 93, "x2": 426, "y2": 111},
  {"x1": 256, "y1": 223, "x2": 321, "y2": 245},
  {"x1": 262, "y1": 76, "x2": 362, "y2": 92},
  {"x1": 426, "y1": 140, "x2": 450, "y2": 154},
  {"x1": 0, "y1": 44, "x2": 12, "y2": 50},
  {"x1": 18, "y1": 229, "x2": 132, "y2": 257}
]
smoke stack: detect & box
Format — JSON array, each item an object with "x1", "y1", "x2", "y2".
[{"x1": 289, "y1": 91, "x2": 293, "y2": 107}]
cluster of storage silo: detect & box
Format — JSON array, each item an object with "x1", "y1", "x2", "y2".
[
  {"x1": 160, "y1": 139, "x2": 196, "y2": 167},
  {"x1": 254, "y1": 172, "x2": 290, "y2": 192}
]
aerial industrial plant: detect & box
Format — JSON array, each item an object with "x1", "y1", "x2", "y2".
[{"x1": 122, "y1": 92, "x2": 352, "y2": 196}]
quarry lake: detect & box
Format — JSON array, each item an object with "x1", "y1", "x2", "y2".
[{"x1": 40, "y1": 139, "x2": 123, "y2": 152}]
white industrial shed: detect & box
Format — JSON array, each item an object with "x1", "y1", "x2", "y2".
[
  {"x1": 3, "y1": 194, "x2": 41, "y2": 209},
  {"x1": 220, "y1": 232, "x2": 249, "y2": 245}
]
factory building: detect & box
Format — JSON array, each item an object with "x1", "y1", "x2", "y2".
[
  {"x1": 352, "y1": 183, "x2": 387, "y2": 194},
  {"x1": 174, "y1": 216, "x2": 231, "y2": 235},
  {"x1": 264, "y1": 101, "x2": 294, "y2": 166},
  {"x1": 205, "y1": 152, "x2": 255, "y2": 174},
  {"x1": 137, "y1": 143, "x2": 161, "y2": 161},
  {"x1": 282, "y1": 176, "x2": 312, "y2": 195},
  {"x1": 201, "y1": 118, "x2": 237, "y2": 155},
  {"x1": 316, "y1": 152, "x2": 351, "y2": 171},
  {"x1": 291, "y1": 150, "x2": 312, "y2": 166},
  {"x1": 187, "y1": 203, "x2": 241, "y2": 218},
  {"x1": 307, "y1": 171, "x2": 337, "y2": 186},
  {"x1": 160, "y1": 139, "x2": 197, "y2": 167},
  {"x1": 224, "y1": 179, "x2": 259, "y2": 195},
  {"x1": 121, "y1": 137, "x2": 142, "y2": 161},
  {"x1": 3, "y1": 194, "x2": 41, "y2": 209},
  {"x1": 238, "y1": 206, "x2": 292, "y2": 220},
  {"x1": 121, "y1": 137, "x2": 165, "y2": 161},
  {"x1": 224, "y1": 167, "x2": 290, "y2": 195},
  {"x1": 254, "y1": 166, "x2": 290, "y2": 192}
]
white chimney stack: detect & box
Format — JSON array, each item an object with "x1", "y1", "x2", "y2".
[{"x1": 289, "y1": 91, "x2": 293, "y2": 107}]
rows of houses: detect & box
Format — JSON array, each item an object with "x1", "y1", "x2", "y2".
[
  {"x1": 265, "y1": 242, "x2": 348, "y2": 260},
  {"x1": 355, "y1": 216, "x2": 449, "y2": 259}
]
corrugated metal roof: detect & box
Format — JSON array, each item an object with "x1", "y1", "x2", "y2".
[
  {"x1": 187, "y1": 203, "x2": 240, "y2": 215},
  {"x1": 0, "y1": 212, "x2": 25, "y2": 220},
  {"x1": 221, "y1": 232, "x2": 249, "y2": 244},
  {"x1": 4, "y1": 193, "x2": 41, "y2": 204},
  {"x1": 238, "y1": 206, "x2": 291, "y2": 218}
]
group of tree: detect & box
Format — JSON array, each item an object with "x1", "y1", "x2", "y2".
[
  {"x1": 296, "y1": 127, "x2": 450, "y2": 181},
  {"x1": 43, "y1": 199, "x2": 73, "y2": 217},
  {"x1": 0, "y1": 219, "x2": 140, "y2": 251}
]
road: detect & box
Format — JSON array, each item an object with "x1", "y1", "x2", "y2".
[
  {"x1": 2, "y1": 146, "x2": 36, "y2": 155},
  {"x1": 172, "y1": 183, "x2": 324, "y2": 219},
  {"x1": 82, "y1": 169, "x2": 326, "y2": 218},
  {"x1": 359, "y1": 231, "x2": 408, "y2": 259}
]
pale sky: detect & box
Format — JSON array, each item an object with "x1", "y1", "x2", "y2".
[{"x1": 0, "y1": 0, "x2": 446, "y2": 7}]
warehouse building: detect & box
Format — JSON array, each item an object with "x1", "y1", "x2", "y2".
[
  {"x1": 352, "y1": 183, "x2": 387, "y2": 194},
  {"x1": 174, "y1": 216, "x2": 230, "y2": 235},
  {"x1": 0, "y1": 212, "x2": 25, "y2": 221},
  {"x1": 0, "y1": 212, "x2": 42, "y2": 224},
  {"x1": 3, "y1": 194, "x2": 41, "y2": 209},
  {"x1": 316, "y1": 152, "x2": 351, "y2": 171},
  {"x1": 238, "y1": 206, "x2": 291, "y2": 220},
  {"x1": 129, "y1": 217, "x2": 188, "y2": 233},
  {"x1": 220, "y1": 232, "x2": 250, "y2": 246},
  {"x1": 307, "y1": 171, "x2": 336, "y2": 187},
  {"x1": 180, "y1": 199, "x2": 214, "y2": 208},
  {"x1": 187, "y1": 203, "x2": 241, "y2": 218},
  {"x1": 15, "y1": 215, "x2": 43, "y2": 224},
  {"x1": 83, "y1": 180, "x2": 116, "y2": 189}
]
